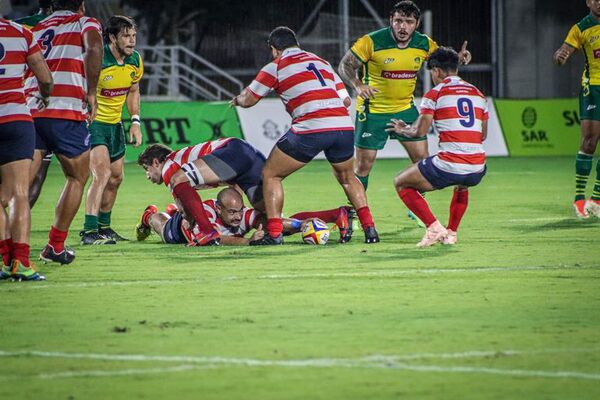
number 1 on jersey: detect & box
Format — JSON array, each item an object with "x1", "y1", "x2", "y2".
[
  {"x1": 307, "y1": 63, "x2": 326, "y2": 87},
  {"x1": 0, "y1": 43, "x2": 5, "y2": 75}
]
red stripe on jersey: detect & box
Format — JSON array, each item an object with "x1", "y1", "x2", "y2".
[
  {"x1": 335, "y1": 82, "x2": 346, "y2": 91},
  {"x1": 0, "y1": 77, "x2": 26, "y2": 91},
  {"x1": 246, "y1": 87, "x2": 262, "y2": 99},
  {"x1": 0, "y1": 92, "x2": 27, "y2": 105},
  {"x1": 50, "y1": 84, "x2": 86, "y2": 99},
  {"x1": 46, "y1": 58, "x2": 84, "y2": 75},
  {"x1": 34, "y1": 14, "x2": 82, "y2": 29},
  {"x1": 438, "y1": 152, "x2": 486, "y2": 165},
  {"x1": 254, "y1": 70, "x2": 277, "y2": 89},
  {"x1": 423, "y1": 89, "x2": 440, "y2": 102},
  {"x1": 1, "y1": 51, "x2": 28, "y2": 64},
  {"x1": 286, "y1": 88, "x2": 342, "y2": 111},
  {"x1": 181, "y1": 146, "x2": 194, "y2": 164},
  {"x1": 438, "y1": 86, "x2": 483, "y2": 98},
  {"x1": 435, "y1": 106, "x2": 487, "y2": 121},
  {"x1": 244, "y1": 209, "x2": 253, "y2": 227},
  {"x1": 439, "y1": 130, "x2": 485, "y2": 144},
  {"x1": 0, "y1": 114, "x2": 32, "y2": 124},
  {"x1": 32, "y1": 109, "x2": 85, "y2": 121},
  {"x1": 277, "y1": 69, "x2": 335, "y2": 93},
  {"x1": 51, "y1": 32, "x2": 83, "y2": 47},
  {"x1": 162, "y1": 163, "x2": 180, "y2": 187},
  {"x1": 277, "y1": 54, "x2": 326, "y2": 70}
]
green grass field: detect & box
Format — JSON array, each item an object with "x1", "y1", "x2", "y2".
[{"x1": 1, "y1": 157, "x2": 599, "y2": 399}]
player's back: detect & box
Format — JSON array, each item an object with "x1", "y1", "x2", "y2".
[{"x1": 27, "y1": 10, "x2": 101, "y2": 121}]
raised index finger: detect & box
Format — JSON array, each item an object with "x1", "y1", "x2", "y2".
[{"x1": 461, "y1": 40, "x2": 468, "y2": 52}]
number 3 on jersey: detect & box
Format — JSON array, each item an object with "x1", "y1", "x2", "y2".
[
  {"x1": 39, "y1": 29, "x2": 55, "y2": 58},
  {"x1": 457, "y1": 98, "x2": 475, "y2": 128},
  {"x1": 0, "y1": 43, "x2": 5, "y2": 75}
]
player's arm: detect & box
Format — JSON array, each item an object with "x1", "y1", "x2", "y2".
[
  {"x1": 126, "y1": 82, "x2": 142, "y2": 147},
  {"x1": 82, "y1": 29, "x2": 103, "y2": 122},
  {"x1": 553, "y1": 43, "x2": 576, "y2": 65},
  {"x1": 481, "y1": 119, "x2": 488, "y2": 142},
  {"x1": 338, "y1": 50, "x2": 379, "y2": 100},
  {"x1": 230, "y1": 87, "x2": 259, "y2": 108},
  {"x1": 26, "y1": 51, "x2": 53, "y2": 109},
  {"x1": 385, "y1": 114, "x2": 433, "y2": 138}
]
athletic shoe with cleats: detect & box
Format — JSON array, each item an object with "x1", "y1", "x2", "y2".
[
  {"x1": 573, "y1": 199, "x2": 590, "y2": 219},
  {"x1": 335, "y1": 206, "x2": 354, "y2": 243},
  {"x1": 189, "y1": 229, "x2": 221, "y2": 246},
  {"x1": 585, "y1": 198, "x2": 600, "y2": 218},
  {"x1": 407, "y1": 210, "x2": 426, "y2": 227},
  {"x1": 11, "y1": 260, "x2": 45, "y2": 281},
  {"x1": 80, "y1": 230, "x2": 116, "y2": 245},
  {"x1": 417, "y1": 220, "x2": 448, "y2": 248},
  {"x1": 135, "y1": 205, "x2": 158, "y2": 241},
  {"x1": 165, "y1": 203, "x2": 178, "y2": 217},
  {"x1": 0, "y1": 265, "x2": 12, "y2": 280},
  {"x1": 40, "y1": 244, "x2": 75, "y2": 265},
  {"x1": 364, "y1": 226, "x2": 380, "y2": 243},
  {"x1": 99, "y1": 227, "x2": 129, "y2": 241},
  {"x1": 249, "y1": 234, "x2": 283, "y2": 246},
  {"x1": 441, "y1": 229, "x2": 458, "y2": 245}
]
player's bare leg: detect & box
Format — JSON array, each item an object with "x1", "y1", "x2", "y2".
[
  {"x1": 29, "y1": 150, "x2": 50, "y2": 208},
  {"x1": 401, "y1": 140, "x2": 429, "y2": 163},
  {"x1": 577, "y1": 120, "x2": 600, "y2": 218},
  {"x1": 98, "y1": 157, "x2": 127, "y2": 240},
  {"x1": 0, "y1": 205, "x2": 10, "y2": 278},
  {"x1": 354, "y1": 147, "x2": 377, "y2": 190}
]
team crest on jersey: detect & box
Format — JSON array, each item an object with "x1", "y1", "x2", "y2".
[
  {"x1": 130, "y1": 71, "x2": 136, "y2": 79},
  {"x1": 383, "y1": 57, "x2": 395, "y2": 64},
  {"x1": 414, "y1": 57, "x2": 421, "y2": 64},
  {"x1": 103, "y1": 75, "x2": 113, "y2": 81},
  {"x1": 591, "y1": 35, "x2": 599, "y2": 44}
]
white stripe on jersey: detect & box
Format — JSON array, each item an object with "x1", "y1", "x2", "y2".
[
  {"x1": 292, "y1": 98, "x2": 346, "y2": 119},
  {"x1": 438, "y1": 142, "x2": 485, "y2": 155},
  {"x1": 434, "y1": 119, "x2": 483, "y2": 133},
  {"x1": 293, "y1": 116, "x2": 354, "y2": 132},
  {"x1": 432, "y1": 156, "x2": 485, "y2": 175},
  {"x1": 44, "y1": 45, "x2": 85, "y2": 62},
  {"x1": 0, "y1": 103, "x2": 31, "y2": 115}
]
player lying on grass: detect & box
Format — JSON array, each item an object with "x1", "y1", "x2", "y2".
[
  {"x1": 137, "y1": 138, "x2": 266, "y2": 246},
  {"x1": 386, "y1": 47, "x2": 487, "y2": 247},
  {"x1": 135, "y1": 188, "x2": 353, "y2": 245}
]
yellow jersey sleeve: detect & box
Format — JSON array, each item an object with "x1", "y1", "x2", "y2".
[
  {"x1": 350, "y1": 34, "x2": 373, "y2": 63},
  {"x1": 133, "y1": 55, "x2": 144, "y2": 84},
  {"x1": 427, "y1": 37, "x2": 439, "y2": 55},
  {"x1": 564, "y1": 24, "x2": 582, "y2": 49}
]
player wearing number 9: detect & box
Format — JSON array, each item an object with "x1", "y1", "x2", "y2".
[{"x1": 386, "y1": 47, "x2": 488, "y2": 248}]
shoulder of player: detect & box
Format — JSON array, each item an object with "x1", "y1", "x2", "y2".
[
  {"x1": 365, "y1": 27, "x2": 397, "y2": 51},
  {"x1": 407, "y1": 31, "x2": 434, "y2": 52},
  {"x1": 124, "y1": 50, "x2": 142, "y2": 68},
  {"x1": 575, "y1": 14, "x2": 599, "y2": 33}
]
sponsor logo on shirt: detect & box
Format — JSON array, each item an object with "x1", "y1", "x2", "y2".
[
  {"x1": 100, "y1": 87, "x2": 129, "y2": 97},
  {"x1": 381, "y1": 70, "x2": 417, "y2": 79},
  {"x1": 383, "y1": 57, "x2": 395, "y2": 64},
  {"x1": 587, "y1": 104, "x2": 596, "y2": 111},
  {"x1": 103, "y1": 75, "x2": 113, "y2": 81},
  {"x1": 594, "y1": 49, "x2": 600, "y2": 59},
  {"x1": 361, "y1": 132, "x2": 372, "y2": 138}
]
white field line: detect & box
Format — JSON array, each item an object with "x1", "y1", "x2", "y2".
[
  {"x1": 507, "y1": 217, "x2": 574, "y2": 222},
  {"x1": 0, "y1": 348, "x2": 599, "y2": 381},
  {"x1": 0, "y1": 265, "x2": 596, "y2": 291}
]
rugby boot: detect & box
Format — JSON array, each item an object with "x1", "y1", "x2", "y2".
[
  {"x1": 40, "y1": 244, "x2": 75, "y2": 265},
  {"x1": 165, "y1": 203, "x2": 178, "y2": 217},
  {"x1": 99, "y1": 227, "x2": 129, "y2": 241},
  {"x1": 0, "y1": 265, "x2": 12, "y2": 280},
  {"x1": 416, "y1": 220, "x2": 448, "y2": 248},
  {"x1": 190, "y1": 229, "x2": 221, "y2": 246},
  {"x1": 573, "y1": 199, "x2": 590, "y2": 219},
  {"x1": 11, "y1": 260, "x2": 45, "y2": 281},
  {"x1": 80, "y1": 230, "x2": 116, "y2": 245},
  {"x1": 335, "y1": 206, "x2": 354, "y2": 243},
  {"x1": 249, "y1": 234, "x2": 284, "y2": 246},
  {"x1": 135, "y1": 205, "x2": 158, "y2": 241},
  {"x1": 363, "y1": 226, "x2": 380, "y2": 244},
  {"x1": 441, "y1": 229, "x2": 458, "y2": 245},
  {"x1": 585, "y1": 198, "x2": 600, "y2": 218}
]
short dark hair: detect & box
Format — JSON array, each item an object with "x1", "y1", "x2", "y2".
[
  {"x1": 39, "y1": 0, "x2": 53, "y2": 9},
  {"x1": 389, "y1": 1, "x2": 421, "y2": 20},
  {"x1": 427, "y1": 47, "x2": 459, "y2": 72},
  {"x1": 52, "y1": 0, "x2": 83, "y2": 12},
  {"x1": 104, "y1": 15, "x2": 137, "y2": 43},
  {"x1": 137, "y1": 144, "x2": 172, "y2": 166},
  {"x1": 267, "y1": 26, "x2": 299, "y2": 51}
]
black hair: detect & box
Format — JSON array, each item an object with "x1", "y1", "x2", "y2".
[
  {"x1": 39, "y1": 0, "x2": 53, "y2": 9},
  {"x1": 389, "y1": 1, "x2": 421, "y2": 20},
  {"x1": 426, "y1": 47, "x2": 459, "y2": 72},
  {"x1": 137, "y1": 144, "x2": 172, "y2": 166},
  {"x1": 52, "y1": 0, "x2": 83, "y2": 12},
  {"x1": 103, "y1": 15, "x2": 137, "y2": 43},
  {"x1": 267, "y1": 26, "x2": 299, "y2": 51}
]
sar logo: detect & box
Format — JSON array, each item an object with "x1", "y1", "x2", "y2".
[
  {"x1": 521, "y1": 107, "x2": 537, "y2": 128},
  {"x1": 383, "y1": 57, "x2": 395, "y2": 64}
]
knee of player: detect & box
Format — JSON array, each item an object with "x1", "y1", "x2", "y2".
[
  {"x1": 393, "y1": 175, "x2": 405, "y2": 190},
  {"x1": 109, "y1": 173, "x2": 124, "y2": 187}
]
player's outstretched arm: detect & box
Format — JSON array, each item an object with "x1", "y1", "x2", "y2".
[
  {"x1": 338, "y1": 50, "x2": 379, "y2": 100},
  {"x1": 481, "y1": 119, "x2": 488, "y2": 142},
  {"x1": 27, "y1": 51, "x2": 53, "y2": 109},
  {"x1": 553, "y1": 43, "x2": 576, "y2": 65},
  {"x1": 230, "y1": 88, "x2": 259, "y2": 108},
  {"x1": 386, "y1": 114, "x2": 433, "y2": 138}
]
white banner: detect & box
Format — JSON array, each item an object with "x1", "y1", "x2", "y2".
[{"x1": 236, "y1": 97, "x2": 508, "y2": 158}]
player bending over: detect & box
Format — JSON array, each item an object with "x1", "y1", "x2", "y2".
[
  {"x1": 387, "y1": 47, "x2": 487, "y2": 247},
  {"x1": 137, "y1": 138, "x2": 266, "y2": 246}
]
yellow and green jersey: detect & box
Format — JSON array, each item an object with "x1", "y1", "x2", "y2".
[
  {"x1": 96, "y1": 44, "x2": 144, "y2": 124},
  {"x1": 565, "y1": 14, "x2": 600, "y2": 87},
  {"x1": 351, "y1": 27, "x2": 437, "y2": 114},
  {"x1": 14, "y1": 13, "x2": 47, "y2": 29}
]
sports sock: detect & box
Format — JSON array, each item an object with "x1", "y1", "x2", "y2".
[
  {"x1": 172, "y1": 183, "x2": 214, "y2": 234},
  {"x1": 290, "y1": 208, "x2": 340, "y2": 223},
  {"x1": 48, "y1": 226, "x2": 68, "y2": 253},
  {"x1": 356, "y1": 206, "x2": 374, "y2": 229},
  {"x1": 447, "y1": 188, "x2": 469, "y2": 231},
  {"x1": 356, "y1": 174, "x2": 369, "y2": 191},
  {"x1": 142, "y1": 209, "x2": 155, "y2": 226},
  {"x1": 592, "y1": 159, "x2": 600, "y2": 201},
  {"x1": 98, "y1": 211, "x2": 111, "y2": 229},
  {"x1": 575, "y1": 152, "x2": 593, "y2": 201},
  {"x1": 12, "y1": 242, "x2": 30, "y2": 268},
  {"x1": 398, "y1": 188, "x2": 436, "y2": 227},
  {"x1": 267, "y1": 218, "x2": 283, "y2": 238},
  {"x1": 83, "y1": 214, "x2": 98, "y2": 232},
  {"x1": 0, "y1": 238, "x2": 12, "y2": 266}
]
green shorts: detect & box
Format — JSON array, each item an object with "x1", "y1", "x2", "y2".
[
  {"x1": 89, "y1": 120, "x2": 126, "y2": 162},
  {"x1": 579, "y1": 85, "x2": 600, "y2": 121},
  {"x1": 354, "y1": 105, "x2": 425, "y2": 150}
]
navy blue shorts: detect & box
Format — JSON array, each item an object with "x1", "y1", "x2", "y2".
[
  {"x1": 418, "y1": 156, "x2": 486, "y2": 190},
  {"x1": 202, "y1": 138, "x2": 266, "y2": 204},
  {"x1": 34, "y1": 118, "x2": 90, "y2": 158},
  {"x1": 0, "y1": 121, "x2": 35, "y2": 165},
  {"x1": 162, "y1": 211, "x2": 187, "y2": 244},
  {"x1": 276, "y1": 129, "x2": 354, "y2": 164}
]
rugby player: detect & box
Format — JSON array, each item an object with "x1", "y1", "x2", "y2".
[
  {"x1": 0, "y1": 16, "x2": 53, "y2": 280},
  {"x1": 137, "y1": 138, "x2": 266, "y2": 246},
  {"x1": 554, "y1": 0, "x2": 600, "y2": 218},
  {"x1": 338, "y1": 1, "x2": 471, "y2": 196},
  {"x1": 81, "y1": 15, "x2": 143, "y2": 244},
  {"x1": 387, "y1": 47, "x2": 487, "y2": 247},
  {"x1": 231, "y1": 26, "x2": 379, "y2": 245},
  {"x1": 28, "y1": 0, "x2": 103, "y2": 264}
]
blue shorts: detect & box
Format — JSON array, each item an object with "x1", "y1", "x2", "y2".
[
  {"x1": 276, "y1": 129, "x2": 354, "y2": 164},
  {"x1": 202, "y1": 138, "x2": 266, "y2": 204},
  {"x1": 34, "y1": 118, "x2": 90, "y2": 158},
  {"x1": 162, "y1": 211, "x2": 187, "y2": 244},
  {"x1": 418, "y1": 156, "x2": 486, "y2": 190},
  {"x1": 0, "y1": 121, "x2": 35, "y2": 165}
]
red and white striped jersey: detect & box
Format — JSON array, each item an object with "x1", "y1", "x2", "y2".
[
  {"x1": 420, "y1": 76, "x2": 488, "y2": 175},
  {"x1": 202, "y1": 199, "x2": 256, "y2": 237},
  {"x1": 26, "y1": 11, "x2": 101, "y2": 121},
  {"x1": 0, "y1": 18, "x2": 41, "y2": 124},
  {"x1": 161, "y1": 138, "x2": 234, "y2": 188},
  {"x1": 247, "y1": 47, "x2": 353, "y2": 134}
]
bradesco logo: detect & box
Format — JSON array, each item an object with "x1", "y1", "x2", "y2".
[
  {"x1": 520, "y1": 106, "x2": 550, "y2": 145},
  {"x1": 381, "y1": 70, "x2": 417, "y2": 79},
  {"x1": 100, "y1": 87, "x2": 130, "y2": 97}
]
